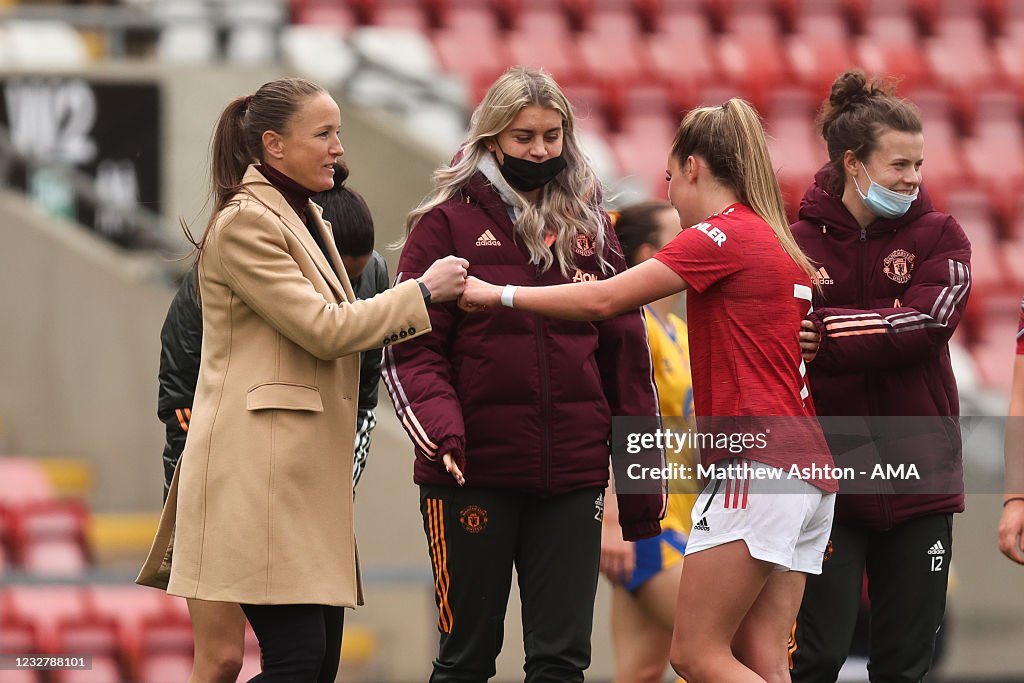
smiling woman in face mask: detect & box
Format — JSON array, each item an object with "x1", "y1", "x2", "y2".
[
  {"x1": 385, "y1": 66, "x2": 663, "y2": 682},
  {"x1": 788, "y1": 69, "x2": 972, "y2": 683}
]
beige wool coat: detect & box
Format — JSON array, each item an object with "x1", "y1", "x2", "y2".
[{"x1": 138, "y1": 165, "x2": 430, "y2": 607}]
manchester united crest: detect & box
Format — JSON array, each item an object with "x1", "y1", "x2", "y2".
[
  {"x1": 459, "y1": 505, "x2": 488, "y2": 534},
  {"x1": 883, "y1": 249, "x2": 915, "y2": 284},
  {"x1": 574, "y1": 234, "x2": 595, "y2": 256}
]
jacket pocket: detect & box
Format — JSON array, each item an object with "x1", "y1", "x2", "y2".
[{"x1": 246, "y1": 382, "x2": 324, "y2": 412}]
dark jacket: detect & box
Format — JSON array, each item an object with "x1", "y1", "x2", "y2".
[
  {"x1": 382, "y1": 171, "x2": 663, "y2": 541},
  {"x1": 157, "y1": 252, "x2": 390, "y2": 499},
  {"x1": 792, "y1": 166, "x2": 971, "y2": 530}
]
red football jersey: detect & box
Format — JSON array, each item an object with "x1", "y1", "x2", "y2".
[{"x1": 654, "y1": 203, "x2": 838, "y2": 492}]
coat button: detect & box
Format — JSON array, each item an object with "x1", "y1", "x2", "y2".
[
  {"x1": 408, "y1": 327, "x2": 416, "y2": 334},
  {"x1": 399, "y1": 330, "x2": 407, "y2": 339},
  {"x1": 390, "y1": 334, "x2": 399, "y2": 342},
  {"x1": 383, "y1": 338, "x2": 390, "y2": 346}
]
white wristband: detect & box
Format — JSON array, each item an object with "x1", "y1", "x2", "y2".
[{"x1": 501, "y1": 284, "x2": 519, "y2": 309}]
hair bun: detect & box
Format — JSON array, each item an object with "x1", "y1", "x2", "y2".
[
  {"x1": 333, "y1": 160, "x2": 350, "y2": 185},
  {"x1": 829, "y1": 70, "x2": 872, "y2": 111}
]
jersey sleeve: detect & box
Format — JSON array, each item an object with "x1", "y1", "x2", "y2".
[{"x1": 653, "y1": 219, "x2": 743, "y2": 293}]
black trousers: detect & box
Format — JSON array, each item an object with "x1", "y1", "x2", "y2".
[
  {"x1": 790, "y1": 513, "x2": 953, "y2": 683},
  {"x1": 420, "y1": 485, "x2": 605, "y2": 683},
  {"x1": 240, "y1": 603, "x2": 345, "y2": 683}
]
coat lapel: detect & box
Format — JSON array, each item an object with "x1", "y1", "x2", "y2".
[
  {"x1": 309, "y1": 203, "x2": 355, "y2": 303},
  {"x1": 240, "y1": 166, "x2": 351, "y2": 303}
]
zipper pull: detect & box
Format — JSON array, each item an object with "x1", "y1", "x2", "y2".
[
  {"x1": 822, "y1": 223, "x2": 826, "y2": 234},
  {"x1": 859, "y1": 227, "x2": 867, "y2": 242}
]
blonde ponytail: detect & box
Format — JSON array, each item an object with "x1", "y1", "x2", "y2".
[{"x1": 671, "y1": 98, "x2": 816, "y2": 283}]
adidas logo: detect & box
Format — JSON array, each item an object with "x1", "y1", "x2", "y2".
[
  {"x1": 927, "y1": 540, "x2": 946, "y2": 556},
  {"x1": 694, "y1": 517, "x2": 710, "y2": 532},
  {"x1": 476, "y1": 229, "x2": 501, "y2": 247},
  {"x1": 813, "y1": 266, "x2": 834, "y2": 285}
]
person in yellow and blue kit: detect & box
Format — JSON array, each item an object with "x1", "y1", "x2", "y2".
[{"x1": 601, "y1": 201, "x2": 698, "y2": 683}]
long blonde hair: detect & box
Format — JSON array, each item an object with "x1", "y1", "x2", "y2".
[
  {"x1": 403, "y1": 66, "x2": 612, "y2": 277},
  {"x1": 670, "y1": 98, "x2": 816, "y2": 282}
]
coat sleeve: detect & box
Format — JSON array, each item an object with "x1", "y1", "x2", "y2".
[
  {"x1": 356, "y1": 253, "x2": 390, "y2": 413},
  {"x1": 595, "y1": 225, "x2": 666, "y2": 541},
  {"x1": 381, "y1": 211, "x2": 465, "y2": 464},
  {"x1": 211, "y1": 205, "x2": 431, "y2": 360},
  {"x1": 156, "y1": 269, "x2": 203, "y2": 500},
  {"x1": 808, "y1": 216, "x2": 971, "y2": 373}
]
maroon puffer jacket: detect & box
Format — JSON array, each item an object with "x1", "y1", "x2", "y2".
[
  {"x1": 383, "y1": 171, "x2": 663, "y2": 541},
  {"x1": 792, "y1": 166, "x2": 971, "y2": 530}
]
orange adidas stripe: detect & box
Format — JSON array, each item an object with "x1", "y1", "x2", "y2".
[
  {"x1": 175, "y1": 408, "x2": 189, "y2": 433},
  {"x1": 788, "y1": 620, "x2": 799, "y2": 669},
  {"x1": 436, "y1": 501, "x2": 453, "y2": 632},
  {"x1": 427, "y1": 500, "x2": 446, "y2": 631},
  {"x1": 428, "y1": 499, "x2": 453, "y2": 633}
]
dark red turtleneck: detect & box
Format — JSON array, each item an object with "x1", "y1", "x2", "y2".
[
  {"x1": 258, "y1": 163, "x2": 314, "y2": 226},
  {"x1": 257, "y1": 163, "x2": 340, "y2": 278}
]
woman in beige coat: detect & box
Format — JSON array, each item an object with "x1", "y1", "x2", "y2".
[{"x1": 137, "y1": 77, "x2": 467, "y2": 682}]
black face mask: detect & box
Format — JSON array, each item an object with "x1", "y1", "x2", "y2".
[{"x1": 496, "y1": 145, "x2": 567, "y2": 192}]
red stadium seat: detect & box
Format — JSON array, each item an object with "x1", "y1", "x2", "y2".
[
  {"x1": 901, "y1": 87, "x2": 970, "y2": 206},
  {"x1": 7, "y1": 498, "x2": 90, "y2": 570},
  {"x1": 969, "y1": 294, "x2": 1018, "y2": 392},
  {"x1": 52, "y1": 615, "x2": 122, "y2": 683},
  {"x1": 575, "y1": 8, "x2": 651, "y2": 94},
  {"x1": 291, "y1": 0, "x2": 357, "y2": 27},
  {"x1": 855, "y1": 15, "x2": 934, "y2": 92},
  {"x1": 375, "y1": 4, "x2": 429, "y2": 29},
  {"x1": 925, "y1": 17, "x2": 999, "y2": 125},
  {"x1": 21, "y1": 538, "x2": 88, "y2": 576},
  {"x1": 774, "y1": 0, "x2": 849, "y2": 33},
  {"x1": 505, "y1": 30, "x2": 582, "y2": 86},
  {"x1": 1006, "y1": 194, "x2": 1024, "y2": 240},
  {"x1": 765, "y1": 87, "x2": 829, "y2": 221},
  {"x1": 0, "y1": 457, "x2": 56, "y2": 506},
  {"x1": 964, "y1": 110, "x2": 1024, "y2": 230},
  {"x1": 609, "y1": 126, "x2": 674, "y2": 198},
  {"x1": 0, "y1": 612, "x2": 44, "y2": 681},
  {"x1": 645, "y1": 10, "x2": 720, "y2": 112},
  {"x1": 712, "y1": 6, "x2": 791, "y2": 112},
  {"x1": 511, "y1": 5, "x2": 574, "y2": 38},
  {"x1": 85, "y1": 584, "x2": 170, "y2": 680},
  {"x1": 5, "y1": 585, "x2": 87, "y2": 652},
  {"x1": 944, "y1": 188, "x2": 999, "y2": 247},
  {"x1": 136, "y1": 606, "x2": 195, "y2": 683},
  {"x1": 994, "y1": 19, "x2": 1024, "y2": 90},
  {"x1": 0, "y1": 610, "x2": 40, "y2": 654},
  {"x1": 432, "y1": 7, "x2": 509, "y2": 103},
  {"x1": 785, "y1": 14, "x2": 856, "y2": 95}
]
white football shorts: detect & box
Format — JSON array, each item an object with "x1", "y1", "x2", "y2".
[{"x1": 685, "y1": 458, "x2": 836, "y2": 574}]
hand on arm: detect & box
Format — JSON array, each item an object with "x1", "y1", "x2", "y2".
[{"x1": 800, "y1": 318, "x2": 822, "y2": 364}]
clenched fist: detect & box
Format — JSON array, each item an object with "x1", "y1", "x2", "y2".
[{"x1": 419, "y1": 255, "x2": 469, "y2": 303}]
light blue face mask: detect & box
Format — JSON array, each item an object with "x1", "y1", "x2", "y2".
[{"x1": 854, "y1": 163, "x2": 918, "y2": 219}]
